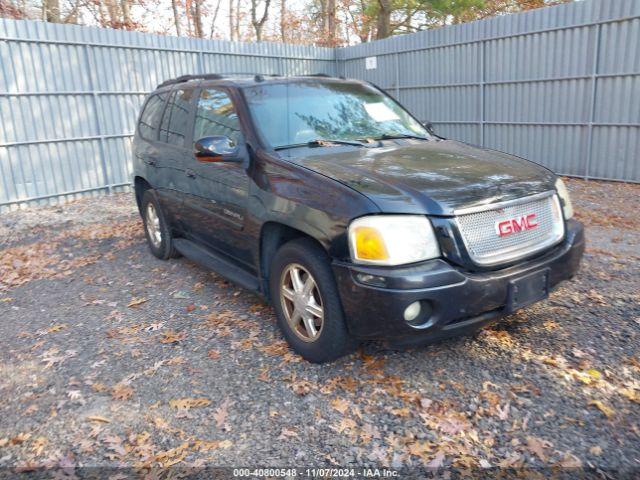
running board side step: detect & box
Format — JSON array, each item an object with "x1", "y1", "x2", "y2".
[{"x1": 173, "y1": 238, "x2": 260, "y2": 292}]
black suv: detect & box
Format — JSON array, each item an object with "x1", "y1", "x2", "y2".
[{"x1": 132, "y1": 74, "x2": 584, "y2": 363}]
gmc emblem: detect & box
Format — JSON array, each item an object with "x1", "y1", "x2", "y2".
[{"x1": 496, "y1": 213, "x2": 538, "y2": 237}]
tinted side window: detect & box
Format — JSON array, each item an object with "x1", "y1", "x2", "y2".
[
  {"x1": 194, "y1": 89, "x2": 241, "y2": 143},
  {"x1": 159, "y1": 89, "x2": 194, "y2": 147},
  {"x1": 138, "y1": 93, "x2": 167, "y2": 140}
]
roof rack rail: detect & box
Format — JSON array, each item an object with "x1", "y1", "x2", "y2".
[
  {"x1": 156, "y1": 73, "x2": 224, "y2": 89},
  {"x1": 156, "y1": 72, "x2": 285, "y2": 89},
  {"x1": 303, "y1": 73, "x2": 346, "y2": 80}
]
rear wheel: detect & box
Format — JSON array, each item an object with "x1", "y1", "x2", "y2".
[
  {"x1": 141, "y1": 190, "x2": 178, "y2": 260},
  {"x1": 269, "y1": 238, "x2": 357, "y2": 363}
]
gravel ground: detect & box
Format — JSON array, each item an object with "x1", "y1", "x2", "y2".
[{"x1": 0, "y1": 178, "x2": 639, "y2": 476}]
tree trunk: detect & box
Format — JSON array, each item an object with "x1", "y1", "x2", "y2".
[
  {"x1": 327, "y1": 0, "x2": 336, "y2": 45},
  {"x1": 172, "y1": 0, "x2": 182, "y2": 36},
  {"x1": 375, "y1": 0, "x2": 391, "y2": 39},
  {"x1": 209, "y1": 0, "x2": 223, "y2": 38},
  {"x1": 251, "y1": 0, "x2": 272, "y2": 43},
  {"x1": 43, "y1": 0, "x2": 60, "y2": 22},
  {"x1": 280, "y1": 0, "x2": 286, "y2": 42},
  {"x1": 193, "y1": 0, "x2": 203, "y2": 37},
  {"x1": 121, "y1": 0, "x2": 131, "y2": 28},
  {"x1": 234, "y1": 0, "x2": 241, "y2": 40}
]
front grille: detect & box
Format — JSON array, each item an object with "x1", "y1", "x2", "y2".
[{"x1": 455, "y1": 192, "x2": 565, "y2": 267}]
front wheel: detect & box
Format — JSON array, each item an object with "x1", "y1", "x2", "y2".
[
  {"x1": 269, "y1": 238, "x2": 357, "y2": 363},
  {"x1": 141, "y1": 189, "x2": 178, "y2": 260}
]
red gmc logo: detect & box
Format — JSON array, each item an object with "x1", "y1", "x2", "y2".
[{"x1": 495, "y1": 213, "x2": 538, "y2": 237}]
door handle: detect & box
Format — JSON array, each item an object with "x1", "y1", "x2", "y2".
[{"x1": 185, "y1": 169, "x2": 196, "y2": 178}]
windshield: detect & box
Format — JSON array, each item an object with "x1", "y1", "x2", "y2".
[{"x1": 242, "y1": 80, "x2": 430, "y2": 149}]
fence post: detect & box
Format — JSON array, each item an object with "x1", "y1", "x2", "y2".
[
  {"x1": 83, "y1": 44, "x2": 111, "y2": 194},
  {"x1": 584, "y1": 23, "x2": 602, "y2": 180},
  {"x1": 395, "y1": 52, "x2": 400, "y2": 99},
  {"x1": 198, "y1": 48, "x2": 205, "y2": 74},
  {"x1": 479, "y1": 39, "x2": 486, "y2": 148}
]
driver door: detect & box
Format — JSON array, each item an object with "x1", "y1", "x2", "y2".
[{"x1": 183, "y1": 87, "x2": 252, "y2": 268}]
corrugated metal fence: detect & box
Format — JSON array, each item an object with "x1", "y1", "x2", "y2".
[
  {"x1": 337, "y1": 0, "x2": 640, "y2": 183},
  {"x1": 1, "y1": 0, "x2": 639, "y2": 211},
  {"x1": 0, "y1": 19, "x2": 335, "y2": 211}
]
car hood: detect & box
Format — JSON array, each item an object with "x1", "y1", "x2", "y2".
[{"x1": 281, "y1": 140, "x2": 557, "y2": 216}]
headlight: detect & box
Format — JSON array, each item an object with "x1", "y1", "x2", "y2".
[
  {"x1": 348, "y1": 215, "x2": 440, "y2": 266},
  {"x1": 555, "y1": 178, "x2": 574, "y2": 219}
]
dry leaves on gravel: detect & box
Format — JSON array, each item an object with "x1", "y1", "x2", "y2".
[{"x1": 168, "y1": 398, "x2": 211, "y2": 410}]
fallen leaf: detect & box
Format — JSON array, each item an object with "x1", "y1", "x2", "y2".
[
  {"x1": 278, "y1": 427, "x2": 298, "y2": 439},
  {"x1": 426, "y1": 451, "x2": 445, "y2": 469},
  {"x1": 47, "y1": 324, "x2": 67, "y2": 333},
  {"x1": 207, "y1": 349, "x2": 221, "y2": 360},
  {"x1": 145, "y1": 322, "x2": 165, "y2": 332},
  {"x1": 589, "y1": 445, "x2": 602, "y2": 455},
  {"x1": 588, "y1": 400, "x2": 614, "y2": 418},
  {"x1": 169, "y1": 397, "x2": 211, "y2": 410},
  {"x1": 258, "y1": 367, "x2": 270, "y2": 382},
  {"x1": 526, "y1": 436, "x2": 552, "y2": 462},
  {"x1": 10, "y1": 433, "x2": 31, "y2": 445},
  {"x1": 330, "y1": 398, "x2": 350, "y2": 414},
  {"x1": 586, "y1": 369, "x2": 602, "y2": 380},
  {"x1": 213, "y1": 398, "x2": 232, "y2": 429},
  {"x1": 556, "y1": 453, "x2": 582, "y2": 468},
  {"x1": 127, "y1": 297, "x2": 148, "y2": 308},
  {"x1": 67, "y1": 390, "x2": 82, "y2": 400},
  {"x1": 333, "y1": 417, "x2": 357, "y2": 433},
  {"x1": 30, "y1": 437, "x2": 48, "y2": 456},
  {"x1": 86, "y1": 416, "x2": 110, "y2": 423},
  {"x1": 112, "y1": 383, "x2": 134, "y2": 401},
  {"x1": 619, "y1": 388, "x2": 640, "y2": 404},
  {"x1": 291, "y1": 379, "x2": 313, "y2": 396},
  {"x1": 407, "y1": 441, "x2": 434, "y2": 459},
  {"x1": 160, "y1": 330, "x2": 187, "y2": 343},
  {"x1": 496, "y1": 401, "x2": 510, "y2": 421}
]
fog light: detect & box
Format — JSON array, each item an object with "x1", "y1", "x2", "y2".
[
  {"x1": 355, "y1": 273, "x2": 386, "y2": 287},
  {"x1": 403, "y1": 301, "x2": 422, "y2": 322}
]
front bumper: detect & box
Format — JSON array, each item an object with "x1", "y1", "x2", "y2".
[{"x1": 332, "y1": 219, "x2": 585, "y2": 343}]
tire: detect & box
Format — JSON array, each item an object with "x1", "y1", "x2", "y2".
[
  {"x1": 269, "y1": 238, "x2": 357, "y2": 363},
  {"x1": 141, "y1": 189, "x2": 179, "y2": 260}
]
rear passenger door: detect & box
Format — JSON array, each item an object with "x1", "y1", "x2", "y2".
[
  {"x1": 136, "y1": 91, "x2": 172, "y2": 212},
  {"x1": 154, "y1": 87, "x2": 197, "y2": 229},
  {"x1": 183, "y1": 87, "x2": 253, "y2": 267}
]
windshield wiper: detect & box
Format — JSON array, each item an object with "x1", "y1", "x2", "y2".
[
  {"x1": 274, "y1": 139, "x2": 368, "y2": 150},
  {"x1": 373, "y1": 133, "x2": 430, "y2": 141}
]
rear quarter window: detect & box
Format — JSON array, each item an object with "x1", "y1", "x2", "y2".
[
  {"x1": 138, "y1": 92, "x2": 168, "y2": 140},
  {"x1": 159, "y1": 89, "x2": 195, "y2": 147}
]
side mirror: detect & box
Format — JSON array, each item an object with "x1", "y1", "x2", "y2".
[
  {"x1": 194, "y1": 136, "x2": 240, "y2": 162},
  {"x1": 422, "y1": 121, "x2": 436, "y2": 135}
]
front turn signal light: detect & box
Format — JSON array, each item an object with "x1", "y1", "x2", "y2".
[{"x1": 353, "y1": 226, "x2": 389, "y2": 261}]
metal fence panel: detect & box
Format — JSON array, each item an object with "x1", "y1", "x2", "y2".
[
  {"x1": 2, "y1": 0, "x2": 640, "y2": 212},
  {"x1": 337, "y1": 0, "x2": 640, "y2": 183},
  {"x1": 0, "y1": 18, "x2": 336, "y2": 211}
]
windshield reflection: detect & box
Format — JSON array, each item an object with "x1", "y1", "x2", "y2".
[{"x1": 243, "y1": 80, "x2": 430, "y2": 149}]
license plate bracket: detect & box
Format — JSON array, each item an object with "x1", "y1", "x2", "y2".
[{"x1": 506, "y1": 269, "x2": 550, "y2": 313}]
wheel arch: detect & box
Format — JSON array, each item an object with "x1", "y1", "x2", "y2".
[
  {"x1": 259, "y1": 221, "x2": 329, "y2": 301},
  {"x1": 134, "y1": 176, "x2": 152, "y2": 213}
]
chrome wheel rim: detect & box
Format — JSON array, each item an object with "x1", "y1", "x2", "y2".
[
  {"x1": 280, "y1": 263, "x2": 324, "y2": 342},
  {"x1": 145, "y1": 202, "x2": 162, "y2": 248}
]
